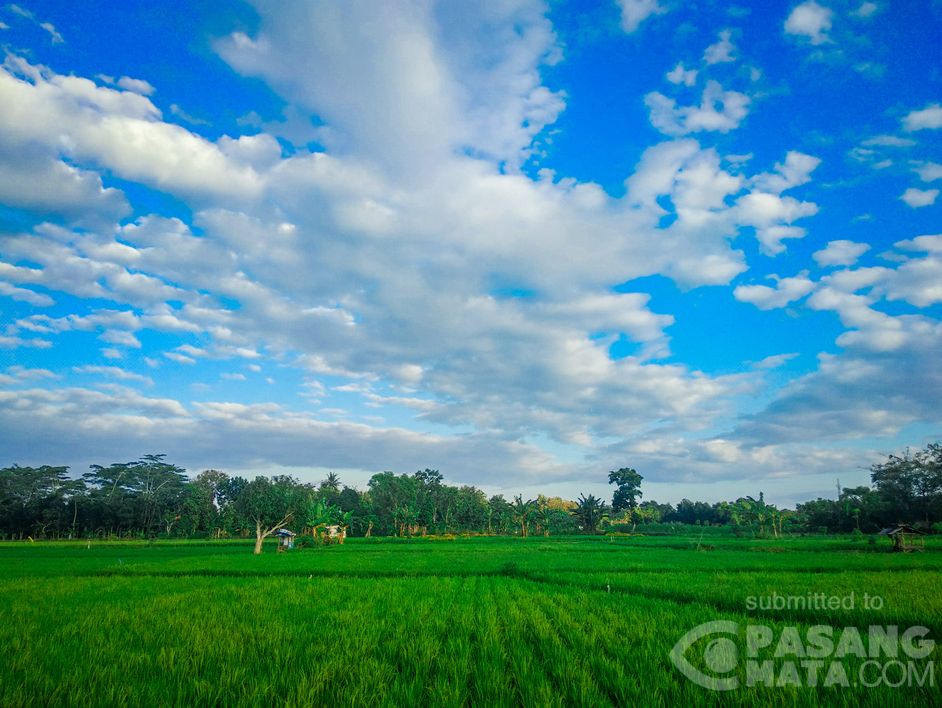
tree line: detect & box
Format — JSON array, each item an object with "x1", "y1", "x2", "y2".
[{"x1": 1, "y1": 443, "x2": 940, "y2": 548}]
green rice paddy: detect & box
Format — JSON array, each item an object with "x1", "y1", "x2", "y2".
[{"x1": 1, "y1": 536, "x2": 939, "y2": 706}]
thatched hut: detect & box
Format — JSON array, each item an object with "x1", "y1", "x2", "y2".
[{"x1": 878, "y1": 525, "x2": 926, "y2": 552}]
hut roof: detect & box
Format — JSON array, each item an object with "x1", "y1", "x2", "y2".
[
  {"x1": 878, "y1": 525, "x2": 925, "y2": 536},
  {"x1": 274, "y1": 528, "x2": 296, "y2": 537}
]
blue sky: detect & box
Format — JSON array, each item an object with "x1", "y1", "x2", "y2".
[{"x1": 0, "y1": 0, "x2": 940, "y2": 506}]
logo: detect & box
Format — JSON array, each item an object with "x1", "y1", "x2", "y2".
[
  {"x1": 670, "y1": 621, "x2": 935, "y2": 691},
  {"x1": 670, "y1": 620, "x2": 741, "y2": 690}
]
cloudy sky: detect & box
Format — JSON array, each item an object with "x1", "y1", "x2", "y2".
[{"x1": 0, "y1": 0, "x2": 940, "y2": 505}]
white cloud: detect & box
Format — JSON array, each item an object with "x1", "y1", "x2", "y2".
[
  {"x1": 666, "y1": 63, "x2": 697, "y2": 87},
  {"x1": 6, "y1": 5, "x2": 62, "y2": 43},
  {"x1": 0, "y1": 280, "x2": 53, "y2": 306},
  {"x1": 116, "y1": 76, "x2": 155, "y2": 96},
  {"x1": 735, "y1": 191, "x2": 819, "y2": 255},
  {"x1": 861, "y1": 134, "x2": 915, "y2": 148},
  {"x1": 616, "y1": 0, "x2": 667, "y2": 33},
  {"x1": 216, "y1": 1, "x2": 565, "y2": 173},
  {"x1": 0, "y1": 150, "x2": 129, "y2": 225},
  {"x1": 645, "y1": 81, "x2": 750, "y2": 136},
  {"x1": 852, "y1": 2, "x2": 879, "y2": 19},
  {"x1": 913, "y1": 162, "x2": 942, "y2": 182},
  {"x1": 704, "y1": 29, "x2": 736, "y2": 65},
  {"x1": 784, "y1": 1, "x2": 833, "y2": 45},
  {"x1": 39, "y1": 21, "x2": 63, "y2": 44},
  {"x1": 902, "y1": 103, "x2": 942, "y2": 132},
  {"x1": 1, "y1": 2, "x2": 909, "y2": 496},
  {"x1": 734, "y1": 273, "x2": 816, "y2": 310},
  {"x1": 895, "y1": 234, "x2": 942, "y2": 253},
  {"x1": 900, "y1": 188, "x2": 939, "y2": 208},
  {"x1": 813, "y1": 240, "x2": 870, "y2": 267},
  {"x1": 100, "y1": 329, "x2": 141, "y2": 348},
  {"x1": 750, "y1": 151, "x2": 821, "y2": 194},
  {"x1": 164, "y1": 352, "x2": 197, "y2": 365},
  {"x1": 0, "y1": 56, "x2": 265, "y2": 203},
  {"x1": 72, "y1": 365, "x2": 153, "y2": 385}
]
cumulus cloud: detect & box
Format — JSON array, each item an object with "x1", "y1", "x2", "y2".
[
  {"x1": 851, "y1": 2, "x2": 879, "y2": 19},
  {"x1": 734, "y1": 191, "x2": 819, "y2": 255},
  {"x1": 645, "y1": 81, "x2": 750, "y2": 136},
  {"x1": 616, "y1": 0, "x2": 667, "y2": 33},
  {"x1": 813, "y1": 240, "x2": 870, "y2": 267},
  {"x1": 900, "y1": 188, "x2": 939, "y2": 208},
  {"x1": 116, "y1": 76, "x2": 155, "y2": 95},
  {"x1": 0, "y1": 55, "x2": 265, "y2": 203},
  {"x1": 0, "y1": 384, "x2": 570, "y2": 486},
  {"x1": 0, "y1": 147, "x2": 129, "y2": 225},
  {"x1": 902, "y1": 103, "x2": 942, "y2": 132},
  {"x1": 215, "y1": 1, "x2": 565, "y2": 173},
  {"x1": 72, "y1": 365, "x2": 153, "y2": 385},
  {"x1": 5, "y1": 0, "x2": 920, "y2": 497},
  {"x1": 734, "y1": 273, "x2": 816, "y2": 310},
  {"x1": 784, "y1": 1, "x2": 833, "y2": 45},
  {"x1": 912, "y1": 162, "x2": 942, "y2": 182},
  {"x1": 704, "y1": 29, "x2": 736, "y2": 65},
  {"x1": 665, "y1": 63, "x2": 697, "y2": 87}
]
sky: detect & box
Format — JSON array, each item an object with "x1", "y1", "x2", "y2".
[{"x1": 0, "y1": 0, "x2": 940, "y2": 507}]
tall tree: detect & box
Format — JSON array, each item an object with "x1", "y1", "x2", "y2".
[
  {"x1": 608, "y1": 467, "x2": 643, "y2": 513},
  {"x1": 235, "y1": 476, "x2": 304, "y2": 554},
  {"x1": 871, "y1": 446, "x2": 942, "y2": 524}
]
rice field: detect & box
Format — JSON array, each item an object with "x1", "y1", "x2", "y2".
[{"x1": 1, "y1": 536, "x2": 939, "y2": 706}]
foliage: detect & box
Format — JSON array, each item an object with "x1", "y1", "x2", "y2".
[
  {"x1": 608, "y1": 467, "x2": 643, "y2": 512},
  {"x1": 571, "y1": 493, "x2": 609, "y2": 534},
  {"x1": 4, "y1": 443, "x2": 942, "y2": 544}
]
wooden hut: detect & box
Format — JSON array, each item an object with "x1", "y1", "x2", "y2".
[{"x1": 878, "y1": 525, "x2": 926, "y2": 552}]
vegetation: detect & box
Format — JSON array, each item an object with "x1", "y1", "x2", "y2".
[
  {"x1": 0, "y1": 535, "x2": 938, "y2": 705},
  {"x1": 2, "y1": 443, "x2": 942, "y2": 545}
]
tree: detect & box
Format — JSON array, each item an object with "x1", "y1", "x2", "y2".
[
  {"x1": 83, "y1": 455, "x2": 187, "y2": 537},
  {"x1": 235, "y1": 476, "x2": 303, "y2": 554},
  {"x1": 871, "y1": 446, "x2": 942, "y2": 524},
  {"x1": 487, "y1": 495, "x2": 510, "y2": 535},
  {"x1": 0, "y1": 465, "x2": 83, "y2": 539},
  {"x1": 571, "y1": 493, "x2": 609, "y2": 534},
  {"x1": 510, "y1": 495, "x2": 535, "y2": 537},
  {"x1": 321, "y1": 472, "x2": 341, "y2": 493},
  {"x1": 305, "y1": 498, "x2": 337, "y2": 540},
  {"x1": 367, "y1": 472, "x2": 419, "y2": 536},
  {"x1": 608, "y1": 467, "x2": 643, "y2": 513}
]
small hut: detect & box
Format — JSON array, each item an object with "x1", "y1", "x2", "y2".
[
  {"x1": 275, "y1": 528, "x2": 296, "y2": 551},
  {"x1": 878, "y1": 525, "x2": 926, "y2": 552},
  {"x1": 325, "y1": 525, "x2": 347, "y2": 542}
]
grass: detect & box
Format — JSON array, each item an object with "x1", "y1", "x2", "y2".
[{"x1": 0, "y1": 535, "x2": 939, "y2": 706}]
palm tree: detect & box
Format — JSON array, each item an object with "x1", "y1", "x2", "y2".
[
  {"x1": 510, "y1": 495, "x2": 535, "y2": 537},
  {"x1": 571, "y1": 494, "x2": 609, "y2": 534},
  {"x1": 320, "y1": 472, "x2": 341, "y2": 493}
]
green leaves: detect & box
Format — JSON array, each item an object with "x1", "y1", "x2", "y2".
[
  {"x1": 608, "y1": 467, "x2": 643, "y2": 513},
  {"x1": 571, "y1": 494, "x2": 610, "y2": 534}
]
